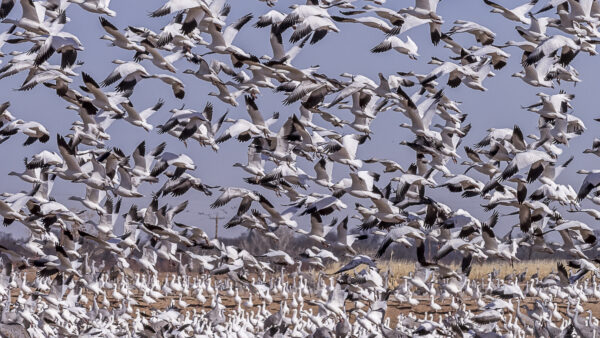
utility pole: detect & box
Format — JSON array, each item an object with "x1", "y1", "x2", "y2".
[
  {"x1": 200, "y1": 211, "x2": 227, "y2": 239},
  {"x1": 208, "y1": 214, "x2": 220, "y2": 239}
]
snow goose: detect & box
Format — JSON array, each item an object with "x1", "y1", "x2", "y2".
[
  {"x1": 296, "y1": 214, "x2": 337, "y2": 246},
  {"x1": 177, "y1": 111, "x2": 228, "y2": 150},
  {"x1": 261, "y1": 32, "x2": 306, "y2": 74},
  {"x1": 100, "y1": 60, "x2": 150, "y2": 92},
  {"x1": 0, "y1": 0, "x2": 14, "y2": 19},
  {"x1": 8, "y1": 158, "x2": 42, "y2": 184},
  {"x1": 70, "y1": 121, "x2": 107, "y2": 147},
  {"x1": 99, "y1": 17, "x2": 144, "y2": 52},
  {"x1": 371, "y1": 35, "x2": 418, "y2": 59},
  {"x1": 311, "y1": 108, "x2": 348, "y2": 129},
  {"x1": 0, "y1": 195, "x2": 29, "y2": 225},
  {"x1": 468, "y1": 45, "x2": 511, "y2": 69},
  {"x1": 129, "y1": 140, "x2": 164, "y2": 181},
  {"x1": 259, "y1": 249, "x2": 295, "y2": 266},
  {"x1": 76, "y1": 154, "x2": 113, "y2": 190},
  {"x1": 439, "y1": 33, "x2": 469, "y2": 59},
  {"x1": 255, "y1": 9, "x2": 285, "y2": 28},
  {"x1": 474, "y1": 127, "x2": 515, "y2": 149},
  {"x1": 405, "y1": 16, "x2": 443, "y2": 45},
  {"x1": 398, "y1": 0, "x2": 442, "y2": 22},
  {"x1": 523, "y1": 91, "x2": 573, "y2": 119},
  {"x1": 472, "y1": 309, "x2": 503, "y2": 325},
  {"x1": 562, "y1": 0, "x2": 597, "y2": 24},
  {"x1": 330, "y1": 217, "x2": 366, "y2": 255},
  {"x1": 341, "y1": 171, "x2": 381, "y2": 199},
  {"x1": 481, "y1": 225, "x2": 519, "y2": 263},
  {"x1": 354, "y1": 5, "x2": 442, "y2": 43},
  {"x1": 233, "y1": 146, "x2": 267, "y2": 178},
  {"x1": 159, "y1": 104, "x2": 207, "y2": 138},
  {"x1": 210, "y1": 187, "x2": 260, "y2": 216},
  {"x1": 289, "y1": 15, "x2": 339, "y2": 44},
  {"x1": 280, "y1": 78, "x2": 336, "y2": 107},
  {"x1": 398, "y1": 89, "x2": 443, "y2": 140},
  {"x1": 576, "y1": 169, "x2": 600, "y2": 200},
  {"x1": 375, "y1": 226, "x2": 425, "y2": 257},
  {"x1": 257, "y1": 194, "x2": 298, "y2": 229},
  {"x1": 51, "y1": 245, "x2": 80, "y2": 276},
  {"x1": 229, "y1": 64, "x2": 279, "y2": 90},
  {"x1": 49, "y1": 135, "x2": 87, "y2": 181},
  {"x1": 421, "y1": 57, "x2": 478, "y2": 88},
  {"x1": 309, "y1": 157, "x2": 334, "y2": 188},
  {"x1": 164, "y1": 172, "x2": 215, "y2": 197},
  {"x1": 2, "y1": 0, "x2": 49, "y2": 34},
  {"x1": 323, "y1": 134, "x2": 368, "y2": 169},
  {"x1": 223, "y1": 213, "x2": 270, "y2": 237},
  {"x1": 150, "y1": 0, "x2": 216, "y2": 33},
  {"x1": 120, "y1": 99, "x2": 162, "y2": 131},
  {"x1": 523, "y1": 34, "x2": 580, "y2": 66},
  {"x1": 428, "y1": 294, "x2": 442, "y2": 312},
  {"x1": 568, "y1": 207, "x2": 600, "y2": 220},
  {"x1": 137, "y1": 39, "x2": 183, "y2": 73},
  {"x1": 215, "y1": 118, "x2": 264, "y2": 143},
  {"x1": 68, "y1": 0, "x2": 115, "y2": 16},
  {"x1": 155, "y1": 12, "x2": 202, "y2": 48},
  {"x1": 448, "y1": 20, "x2": 496, "y2": 45},
  {"x1": 462, "y1": 59, "x2": 494, "y2": 91},
  {"x1": 434, "y1": 237, "x2": 485, "y2": 261},
  {"x1": 150, "y1": 74, "x2": 185, "y2": 99},
  {"x1": 544, "y1": 221, "x2": 595, "y2": 259},
  {"x1": 259, "y1": 163, "x2": 310, "y2": 188},
  {"x1": 500, "y1": 149, "x2": 555, "y2": 181},
  {"x1": 403, "y1": 267, "x2": 433, "y2": 294},
  {"x1": 68, "y1": 186, "x2": 107, "y2": 215},
  {"x1": 364, "y1": 157, "x2": 404, "y2": 173},
  {"x1": 300, "y1": 194, "x2": 347, "y2": 216},
  {"x1": 150, "y1": 151, "x2": 196, "y2": 178},
  {"x1": 80, "y1": 72, "x2": 126, "y2": 115},
  {"x1": 0, "y1": 101, "x2": 13, "y2": 127},
  {"x1": 243, "y1": 96, "x2": 278, "y2": 132},
  {"x1": 29, "y1": 13, "x2": 83, "y2": 69},
  {"x1": 183, "y1": 55, "x2": 235, "y2": 84},
  {"x1": 16, "y1": 68, "x2": 73, "y2": 91},
  {"x1": 277, "y1": 3, "x2": 332, "y2": 33},
  {"x1": 566, "y1": 259, "x2": 599, "y2": 284},
  {"x1": 205, "y1": 12, "x2": 255, "y2": 57},
  {"x1": 341, "y1": 5, "x2": 403, "y2": 27},
  {"x1": 556, "y1": 262, "x2": 588, "y2": 293},
  {"x1": 584, "y1": 138, "x2": 600, "y2": 157},
  {"x1": 330, "y1": 14, "x2": 400, "y2": 34},
  {"x1": 0, "y1": 51, "x2": 37, "y2": 81},
  {"x1": 503, "y1": 40, "x2": 538, "y2": 56},
  {"x1": 91, "y1": 197, "x2": 119, "y2": 239},
  {"x1": 0, "y1": 119, "x2": 50, "y2": 145},
  {"x1": 391, "y1": 171, "x2": 436, "y2": 202},
  {"x1": 112, "y1": 167, "x2": 142, "y2": 198},
  {"x1": 516, "y1": 13, "x2": 553, "y2": 43},
  {"x1": 325, "y1": 73, "x2": 378, "y2": 108},
  {"x1": 208, "y1": 82, "x2": 245, "y2": 107},
  {"x1": 437, "y1": 174, "x2": 484, "y2": 194},
  {"x1": 484, "y1": 0, "x2": 540, "y2": 24}
]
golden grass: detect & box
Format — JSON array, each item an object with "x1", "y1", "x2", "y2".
[
  {"x1": 320, "y1": 259, "x2": 562, "y2": 287},
  {"x1": 467, "y1": 259, "x2": 559, "y2": 280}
]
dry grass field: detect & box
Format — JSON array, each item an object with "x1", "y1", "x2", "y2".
[{"x1": 323, "y1": 259, "x2": 560, "y2": 279}]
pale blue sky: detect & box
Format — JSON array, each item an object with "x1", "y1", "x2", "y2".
[{"x1": 0, "y1": 0, "x2": 598, "y2": 238}]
